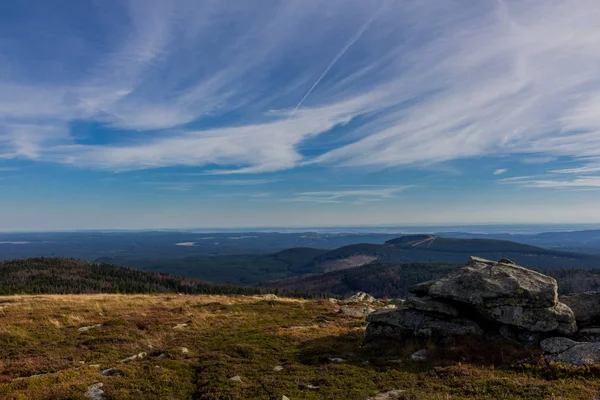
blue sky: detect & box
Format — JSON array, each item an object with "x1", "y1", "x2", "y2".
[{"x1": 2, "y1": 0, "x2": 600, "y2": 230}]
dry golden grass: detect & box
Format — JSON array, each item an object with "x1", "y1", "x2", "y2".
[{"x1": 0, "y1": 294, "x2": 598, "y2": 399}]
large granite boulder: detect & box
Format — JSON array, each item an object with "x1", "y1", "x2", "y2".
[
  {"x1": 365, "y1": 308, "x2": 482, "y2": 341},
  {"x1": 560, "y1": 292, "x2": 600, "y2": 327},
  {"x1": 364, "y1": 257, "x2": 579, "y2": 346},
  {"x1": 425, "y1": 257, "x2": 576, "y2": 335},
  {"x1": 428, "y1": 257, "x2": 558, "y2": 308},
  {"x1": 541, "y1": 337, "x2": 600, "y2": 365}
]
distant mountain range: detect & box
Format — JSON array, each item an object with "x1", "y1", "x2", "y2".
[
  {"x1": 261, "y1": 235, "x2": 600, "y2": 297},
  {"x1": 3, "y1": 233, "x2": 600, "y2": 294}
]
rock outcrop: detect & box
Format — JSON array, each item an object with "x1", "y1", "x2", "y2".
[{"x1": 365, "y1": 257, "x2": 578, "y2": 343}]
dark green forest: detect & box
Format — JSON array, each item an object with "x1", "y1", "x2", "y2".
[{"x1": 0, "y1": 258, "x2": 272, "y2": 296}]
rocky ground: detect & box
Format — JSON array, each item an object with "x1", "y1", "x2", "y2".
[{"x1": 0, "y1": 290, "x2": 599, "y2": 399}]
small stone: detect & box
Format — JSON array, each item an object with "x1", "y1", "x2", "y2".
[
  {"x1": 78, "y1": 324, "x2": 102, "y2": 333},
  {"x1": 410, "y1": 349, "x2": 428, "y2": 361},
  {"x1": 119, "y1": 352, "x2": 147, "y2": 363},
  {"x1": 86, "y1": 382, "x2": 105, "y2": 399},
  {"x1": 282, "y1": 396, "x2": 290, "y2": 400},
  {"x1": 367, "y1": 390, "x2": 405, "y2": 400},
  {"x1": 273, "y1": 365, "x2": 284, "y2": 371},
  {"x1": 101, "y1": 368, "x2": 123, "y2": 377},
  {"x1": 230, "y1": 376, "x2": 243, "y2": 383},
  {"x1": 180, "y1": 347, "x2": 189, "y2": 354},
  {"x1": 329, "y1": 357, "x2": 345, "y2": 363},
  {"x1": 173, "y1": 323, "x2": 188, "y2": 329}
]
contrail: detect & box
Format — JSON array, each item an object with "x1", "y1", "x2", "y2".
[{"x1": 287, "y1": 4, "x2": 386, "y2": 120}]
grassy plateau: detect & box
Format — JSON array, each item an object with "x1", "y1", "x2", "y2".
[{"x1": 0, "y1": 294, "x2": 599, "y2": 399}]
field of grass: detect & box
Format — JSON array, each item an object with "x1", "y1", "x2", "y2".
[{"x1": 0, "y1": 294, "x2": 599, "y2": 399}]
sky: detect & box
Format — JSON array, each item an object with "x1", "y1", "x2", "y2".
[{"x1": 2, "y1": 0, "x2": 600, "y2": 230}]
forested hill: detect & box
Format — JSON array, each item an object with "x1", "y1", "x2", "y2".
[{"x1": 0, "y1": 258, "x2": 271, "y2": 296}]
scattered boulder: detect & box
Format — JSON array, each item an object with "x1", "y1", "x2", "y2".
[
  {"x1": 346, "y1": 292, "x2": 377, "y2": 304},
  {"x1": 259, "y1": 294, "x2": 278, "y2": 301},
  {"x1": 180, "y1": 347, "x2": 189, "y2": 354},
  {"x1": 101, "y1": 368, "x2": 123, "y2": 377},
  {"x1": 230, "y1": 376, "x2": 243, "y2": 383},
  {"x1": 273, "y1": 365, "x2": 284, "y2": 371},
  {"x1": 338, "y1": 307, "x2": 375, "y2": 317},
  {"x1": 560, "y1": 292, "x2": 600, "y2": 327},
  {"x1": 86, "y1": 382, "x2": 105, "y2": 399},
  {"x1": 541, "y1": 337, "x2": 600, "y2": 365},
  {"x1": 282, "y1": 396, "x2": 290, "y2": 400},
  {"x1": 119, "y1": 352, "x2": 147, "y2": 363},
  {"x1": 173, "y1": 323, "x2": 188, "y2": 329},
  {"x1": 410, "y1": 349, "x2": 428, "y2": 361},
  {"x1": 78, "y1": 324, "x2": 102, "y2": 333},
  {"x1": 329, "y1": 358, "x2": 346, "y2": 363}
]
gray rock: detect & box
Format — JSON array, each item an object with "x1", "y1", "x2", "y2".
[
  {"x1": 282, "y1": 396, "x2": 290, "y2": 400},
  {"x1": 365, "y1": 309, "x2": 482, "y2": 341},
  {"x1": 410, "y1": 349, "x2": 428, "y2": 361},
  {"x1": 428, "y1": 257, "x2": 558, "y2": 308},
  {"x1": 479, "y1": 302, "x2": 577, "y2": 335},
  {"x1": 78, "y1": 324, "x2": 102, "y2": 333},
  {"x1": 346, "y1": 292, "x2": 377, "y2": 304},
  {"x1": 329, "y1": 357, "x2": 346, "y2": 363},
  {"x1": 574, "y1": 327, "x2": 600, "y2": 342},
  {"x1": 560, "y1": 292, "x2": 600, "y2": 327},
  {"x1": 405, "y1": 296, "x2": 459, "y2": 317},
  {"x1": 230, "y1": 376, "x2": 243, "y2": 383},
  {"x1": 367, "y1": 390, "x2": 405, "y2": 399},
  {"x1": 273, "y1": 365, "x2": 284, "y2": 371},
  {"x1": 541, "y1": 337, "x2": 600, "y2": 365},
  {"x1": 259, "y1": 294, "x2": 278, "y2": 301},
  {"x1": 338, "y1": 307, "x2": 375, "y2": 316},
  {"x1": 101, "y1": 368, "x2": 123, "y2": 377},
  {"x1": 119, "y1": 352, "x2": 147, "y2": 363},
  {"x1": 86, "y1": 382, "x2": 105, "y2": 399}
]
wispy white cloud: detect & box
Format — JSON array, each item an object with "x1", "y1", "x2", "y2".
[
  {"x1": 3, "y1": 0, "x2": 600, "y2": 177},
  {"x1": 289, "y1": 186, "x2": 407, "y2": 203},
  {"x1": 493, "y1": 168, "x2": 508, "y2": 175}
]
